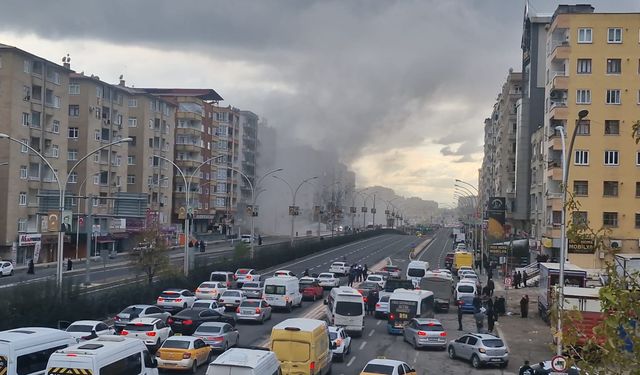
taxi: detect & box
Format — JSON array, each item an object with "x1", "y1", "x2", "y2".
[
  {"x1": 360, "y1": 358, "x2": 417, "y2": 375},
  {"x1": 156, "y1": 336, "x2": 212, "y2": 373}
]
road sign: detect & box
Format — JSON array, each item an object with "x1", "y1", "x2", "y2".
[
  {"x1": 551, "y1": 355, "x2": 567, "y2": 372},
  {"x1": 178, "y1": 207, "x2": 186, "y2": 220},
  {"x1": 78, "y1": 217, "x2": 84, "y2": 226},
  {"x1": 504, "y1": 277, "x2": 512, "y2": 287}
]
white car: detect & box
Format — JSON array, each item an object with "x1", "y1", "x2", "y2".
[
  {"x1": 328, "y1": 326, "x2": 352, "y2": 362},
  {"x1": 240, "y1": 234, "x2": 254, "y2": 243},
  {"x1": 274, "y1": 270, "x2": 296, "y2": 277},
  {"x1": 234, "y1": 268, "x2": 260, "y2": 287},
  {"x1": 462, "y1": 273, "x2": 479, "y2": 283},
  {"x1": 375, "y1": 294, "x2": 390, "y2": 319},
  {"x1": 361, "y1": 358, "x2": 417, "y2": 375},
  {"x1": 195, "y1": 281, "x2": 226, "y2": 300},
  {"x1": 328, "y1": 262, "x2": 349, "y2": 276},
  {"x1": 365, "y1": 274, "x2": 386, "y2": 289},
  {"x1": 457, "y1": 266, "x2": 474, "y2": 278},
  {"x1": 66, "y1": 320, "x2": 115, "y2": 342},
  {"x1": 156, "y1": 289, "x2": 197, "y2": 312},
  {"x1": 432, "y1": 269, "x2": 453, "y2": 278},
  {"x1": 317, "y1": 272, "x2": 340, "y2": 289},
  {"x1": 120, "y1": 317, "x2": 172, "y2": 350},
  {"x1": 0, "y1": 261, "x2": 14, "y2": 276},
  {"x1": 192, "y1": 299, "x2": 226, "y2": 314},
  {"x1": 218, "y1": 290, "x2": 246, "y2": 311}
]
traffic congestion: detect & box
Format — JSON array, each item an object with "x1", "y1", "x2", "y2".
[{"x1": 0, "y1": 230, "x2": 513, "y2": 374}]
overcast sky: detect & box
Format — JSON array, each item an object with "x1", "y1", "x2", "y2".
[{"x1": 1, "y1": 0, "x2": 637, "y2": 205}]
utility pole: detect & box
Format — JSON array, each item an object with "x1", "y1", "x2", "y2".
[{"x1": 84, "y1": 195, "x2": 93, "y2": 286}]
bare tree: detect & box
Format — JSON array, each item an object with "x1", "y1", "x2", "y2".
[{"x1": 131, "y1": 224, "x2": 171, "y2": 284}]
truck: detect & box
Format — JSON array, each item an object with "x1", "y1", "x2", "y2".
[
  {"x1": 452, "y1": 251, "x2": 473, "y2": 274},
  {"x1": 419, "y1": 273, "x2": 453, "y2": 312},
  {"x1": 615, "y1": 253, "x2": 640, "y2": 278},
  {"x1": 537, "y1": 262, "x2": 588, "y2": 322},
  {"x1": 561, "y1": 286, "x2": 604, "y2": 347}
]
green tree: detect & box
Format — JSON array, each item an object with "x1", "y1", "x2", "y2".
[
  {"x1": 233, "y1": 241, "x2": 250, "y2": 263},
  {"x1": 131, "y1": 225, "x2": 171, "y2": 284}
]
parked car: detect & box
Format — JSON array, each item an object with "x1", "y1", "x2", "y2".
[
  {"x1": 375, "y1": 294, "x2": 390, "y2": 319},
  {"x1": 195, "y1": 281, "x2": 226, "y2": 300},
  {"x1": 299, "y1": 277, "x2": 324, "y2": 301},
  {"x1": 114, "y1": 304, "x2": 171, "y2": 332},
  {"x1": 236, "y1": 299, "x2": 272, "y2": 323},
  {"x1": 403, "y1": 318, "x2": 447, "y2": 350},
  {"x1": 120, "y1": 317, "x2": 172, "y2": 350},
  {"x1": 240, "y1": 234, "x2": 254, "y2": 243},
  {"x1": 365, "y1": 274, "x2": 386, "y2": 289},
  {"x1": 457, "y1": 296, "x2": 476, "y2": 313},
  {"x1": 210, "y1": 271, "x2": 234, "y2": 288},
  {"x1": 65, "y1": 320, "x2": 115, "y2": 342},
  {"x1": 156, "y1": 336, "x2": 212, "y2": 373},
  {"x1": 447, "y1": 333, "x2": 509, "y2": 368},
  {"x1": 241, "y1": 281, "x2": 264, "y2": 299},
  {"x1": 317, "y1": 272, "x2": 340, "y2": 289},
  {"x1": 193, "y1": 322, "x2": 239, "y2": 352},
  {"x1": 234, "y1": 268, "x2": 260, "y2": 287},
  {"x1": 329, "y1": 262, "x2": 350, "y2": 276},
  {"x1": 274, "y1": 269, "x2": 296, "y2": 277},
  {"x1": 357, "y1": 281, "x2": 382, "y2": 302},
  {"x1": 156, "y1": 289, "x2": 197, "y2": 313},
  {"x1": 218, "y1": 290, "x2": 246, "y2": 311},
  {"x1": 0, "y1": 260, "x2": 14, "y2": 276},
  {"x1": 328, "y1": 326, "x2": 351, "y2": 362},
  {"x1": 192, "y1": 299, "x2": 226, "y2": 314},
  {"x1": 167, "y1": 308, "x2": 236, "y2": 335},
  {"x1": 360, "y1": 358, "x2": 416, "y2": 375},
  {"x1": 382, "y1": 265, "x2": 401, "y2": 279}
]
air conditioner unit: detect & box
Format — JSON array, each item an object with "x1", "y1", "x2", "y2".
[
  {"x1": 89, "y1": 106, "x2": 95, "y2": 112},
  {"x1": 610, "y1": 239, "x2": 622, "y2": 249},
  {"x1": 24, "y1": 95, "x2": 30, "y2": 101},
  {"x1": 599, "y1": 251, "x2": 606, "y2": 259},
  {"x1": 549, "y1": 90, "x2": 561, "y2": 100}
]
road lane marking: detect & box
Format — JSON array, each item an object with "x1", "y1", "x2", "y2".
[
  {"x1": 347, "y1": 356, "x2": 356, "y2": 367},
  {"x1": 368, "y1": 330, "x2": 374, "y2": 337},
  {"x1": 359, "y1": 341, "x2": 367, "y2": 350},
  {"x1": 377, "y1": 320, "x2": 381, "y2": 326}
]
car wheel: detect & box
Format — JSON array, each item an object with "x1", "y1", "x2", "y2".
[
  {"x1": 183, "y1": 303, "x2": 187, "y2": 309},
  {"x1": 448, "y1": 347, "x2": 456, "y2": 359},
  {"x1": 9, "y1": 270, "x2": 13, "y2": 276},
  {"x1": 287, "y1": 303, "x2": 292, "y2": 313},
  {"x1": 471, "y1": 355, "x2": 481, "y2": 369},
  {"x1": 223, "y1": 342, "x2": 228, "y2": 352},
  {"x1": 190, "y1": 361, "x2": 197, "y2": 374}
]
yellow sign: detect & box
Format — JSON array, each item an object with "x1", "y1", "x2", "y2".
[
  {"x1": 541, "y1": 237, "x2": 553, "y2": 248},
  {"x1": 178, "y1": 206, "x2": 186, "y2": 220},
  {"x1": 48, "y1": 368, "x2": 93, "y2": 375}
]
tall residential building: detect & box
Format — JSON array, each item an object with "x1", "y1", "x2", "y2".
[
  {"x1": 213, "y1": 106, "x2": 240, "y2": 234},
  {"x1": 541, "y1": 4, "x2": 640, "y2": 268},
  {"x1": 0, "y1": 44, "x2": 71, "y2": 264},
  {"x1": 529, "y1": 125, "x2": 545, "y2": 244},
  {"x1": 236, "y1": 110, "x2": 259, "y2": 232},
  {"x1": 479, "y1": 117, "x2": 495, "y2": 215}
]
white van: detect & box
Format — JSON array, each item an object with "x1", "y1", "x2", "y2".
[
  {"x1": 455, "y1": 280, "x2": 477, "y2": 300},
  {"x1": 325, "y1": 287, "x2": 365, "y2": 336},
  {"x1": 263, "y1": 276, "x2": 302, "y2": 312},
  {"x1": 46, "y1": 336, "x2": 158, "y2": 375},
  {"x1": 407, "y1": 260, "x2": 429, "y2": 286},
  {"x1": 0, "y1": 327, "x2": 75, "y2": 375},
  {"x1": 206, "y1": 348, "x2": 280, "y2": 375}
]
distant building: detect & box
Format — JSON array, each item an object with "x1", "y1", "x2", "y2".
[{"x1": 236, "y1": 110, "x2": 259, "y2": 232}]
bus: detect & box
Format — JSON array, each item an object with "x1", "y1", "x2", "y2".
[{"x1": 387, "y1": 289, "x2": 435, "y2": 334}]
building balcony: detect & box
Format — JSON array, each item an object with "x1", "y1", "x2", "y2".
[
  {"x1": 549, "y1": 40, "x2": 570, "y2": 61},
  {"x1": 548, "y1": 101, "x2": 568, "y2": 118},
  {"x1": 551, "y1": 72, "x2": 568, "y2": 90},
  {"x1": 175, "y1": 158, "x2": 204, "y2": 169},
  {"x1": 546, "y1": 161, "x2": 562, "y2": 180},
  {"x1": 176, "y1": 111, "x2": 203, "y2": 122},
  {"x1": 548, "y1": 135, "x2": 563, "y2": 151},
  {"x1": 175, "y1": 143, "x2": 204, "y2": 153},
  {"x1": 547, "y1": 194, "x2": 563, "y2": 211},
  {"x1": 176, "y1": 126, "x2": 204, "y2": 136},
  {"x1": 544, "y1": 226, "x2": 561, "y2": 239}
]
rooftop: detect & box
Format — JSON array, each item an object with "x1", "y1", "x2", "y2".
[{"x1": 141, "y1": 88, "x2": 223, "y2": 101}]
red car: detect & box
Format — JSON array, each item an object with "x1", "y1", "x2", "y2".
[
  {"x1": 299, "y1": 277, "x2": 324, "y2": 301},
  {"x1": 444, "y1": 253, "x2": 455, "y2": 269}
]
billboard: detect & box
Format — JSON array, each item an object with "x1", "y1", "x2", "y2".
[{"x1": 486, "y1": 197, "x2": 506, "y2": 242}]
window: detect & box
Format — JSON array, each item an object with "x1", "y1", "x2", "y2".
[
  {"x1": 605, "y1": 120, "x2": 620, "y2": 135},
  {"x1": 577, "y1": 59, "x2": 591, "y2": 74},
  {"x1": 68, "y1": 149, "x2": 78, "y2": 160},
  {"x1": 573, "y1": 180, "x2": 588, "y2": 196},
  {"x1": 19, "y1": 192, "x2": 27, "y2": 206},
  {"x1": 603, "y1": 181, "x2": 619, "y2": 197},
  {"x1": 636, "y1": 214, "x2": 640, "y2": 228},
  {"x1": 128, "y1": 98, "x2": 138, "y2": 107},
  {"x1": 51, "y1": 145, "x2": 59, "y2": 158},
  {"x1": 636, "y1": 152, "x2": 640, "y2": 166},
  {"x1": 127, "y1": 175, "x2": 135, "y2": 185},
  {"x1": 17, "y1": 218, "x2": 27, "y2": 232},
  {"x1": 99, "y1": 352, "x2": 142, "y2": 375},
  {"x1": 128, "y1": 155, "x2": 135, "y2": 165},
  {"x1": 606, "y1": 89, "x2": 621, "y2": 104},
  {"x1": 129, "y1": 136, "x2": 136, "y2": 146},
  {"x1": 576, "y1": 120, "x2": 590, "y2": 135},
  {"x1": 52, "y1": 120, "x2": 60, "y2": 134},
  {"x1": 572, "y1": 211, "x2": 588, "y2": 226},
  {"x1": 68, "y1": 172, "x2": 78, "y2": 183},
  {"x1": 93, "y1": 174, "x2": 99, "y2": 185},
  {"x1": 95, "y1": 130, "x2": 102, "y2": 142},
  {"x1": 574, "y1": 150, "x2": 589, "y2": 165},
  {"x1": 19, "y1": 166, "x2": 27, "y2": 179},
  {"x1": 68, "y1": 83, "x2": 80, "y2": 95},
  {"x1": 23, "y1": 59, "x2": 30, "y2": 73},
  {"x1": 20, "y1": 139, "x2": 28, "y2": 153},
  {"x1": 606, "y1": 58, "x2": 622, "y2": 74},
  {"x1": 576, "y1": 89, "x2": 591, "y2": 104},
  {"x1": 608, "y1": 28, "x2": 622, "y2": 43},
  {"x1": 578, "y1": 28, "x2": 592, "y2": 43},
  {"x1": 603, "y1": 212, "x2": 618, "y2": 227},
  {"x1": 128, "y1": 117, "x2": 137, "y2": 127},
  {"x1": 16, "y1": 345, "x2": 66, "y2": 375},
  {"x1": 636, "y1": 182, "x2": 640, "y2": 197},
  {"x1": 68, "y1": 105, "x2": 80, "y2": 117},
  {"x1": 68, "y1": 127, "x2": 79, "y2": 139},
  {"x1": 604, "y1": 150, "x2": 619, "y2": 165},
  {"x1": 21, "y1": 112, "x2": 29, "y2": 126}
]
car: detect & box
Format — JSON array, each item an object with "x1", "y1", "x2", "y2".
[
  {"x1": 317, "y1": 272, "x2": 340, "y2": 289},
  {"x1": 382, "y1": 265, "x2": 401, "y2": 279},
  {"x1": 457, "y1": 266, "x2": 474, "y2": 278},
  {"x1": 444, "y1": 253, "x2": 455, "y2": 269},
  {"x1": 241, "y1": 281, "x2": 264, "y2": 299},
  {"x1": 156, "y1": 336, "x2": 212, "y2": 373},
  {"x1": 462, "y1": 273, "x2": 479, "y2": 283},
  {"x1": 457, "y1": 296, "x2": 476, "y2": 313},
  {"x1": 328, "y1": 326, "x2": 352, "y2": 362},
  {"x1": 329, "y1": 261, "x2": 349, "y2": 276},
  {"x1": 360, "y1": 358, "x2": 417, "y2": 375},
  {"x1": 236, "y1": 299, "x2": 272, "y2": 323},
  {"x1": 234, "y1": 268, "x2": 260, "y2": 287},
  {"x1": 0, "y1": 260, "x2": 14, "y2": 276},
  {"x1": 119, "y1": 317, "x2": 172, "y2": 350},
  {"x1": 167, "y1": 308, "x2": 236, "y2": 335},
  {"x1": 218, "y1": 289, "x2": 246, "y2": 310},
  {"x1": 357, "y1": 281, "x2": 382, "y2": 302},
  {"x1": 365, "y1": 274, "x2": 386, "y2": 289},
  {"x1": 403, "y1": 318, "x2": 447, "y2": 350},
  {"x1": 193, "y1": 322, "x2": 239, "y2": 352},
  {"x1": 65, "y1": 320, "x2": 115, "y2": 342},
  {"x1": 299, "y1": 277, "x2": 324, "y2": 301},
  {"x1": 192, "y1": 299, "x2": 226, "y2": 314},
  {"x1": 156, "y1": 289, "x2": 197, "y2": 312},
  {"x1": 447, "y1": 332, "x2": 509, "y2": 368},
  {"x1": 274, "y1": 269, "x2": 296, "y2": 277},
  {"x1": 240, "y1": 234, "x2": 254, "y2": 243},
  {"x1": 431, "y1": 268, "x2": 453, "y2": 278},
  {"x1": 210, "y1": 271, "x2": 234, "y2": 288},
  {"x1": 375, "y1": 294, "x2": 390, "y2": 319},
  {"x1": 114, "y1": 304, "x2": 171, "y2": 332},
  {"x1": 195, "y1": 281, "x2": 226, "y2": 300}
]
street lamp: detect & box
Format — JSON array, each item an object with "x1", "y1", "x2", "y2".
[
  {"x1": 349, "y1": 188, "x2": 368, "y2": 231},
  {"x1": 0, "y1": 133, "x2": 132, "y2": 288},
  {"x1": 362, "y1": 192, "x2": 377, "y2": 229},
  {"x1": 272, "y1": 175, "x2": 318, "y2": 246},
  {"x1": 555, "y1": 109, "x2": 589, "y2": 356}
]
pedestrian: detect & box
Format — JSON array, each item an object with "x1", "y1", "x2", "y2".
[
  {"x1": 482, "y1": 285, "x2": 490, "y2": 297},
  {"x1": 520, "y1": 294, "x2": 529, "y2": 318},
  {"x1": 27, "y1": 259, "x2": 35, "y2": 274},
  {"x1": 474, "y1": 308, "x2": 485, "y2": 333},
  {"x1": 487, "y1": 298, "x2": 495, "y2": 332},
  {"x1": 363, "y1": 264, "x2": 368, "y2": 277},
  {"x1": 199, "y1": 240, "x2": 206, "y2": 253},
  {"x1": 522, "y1": 270, "x2": 528, "y2": 288},
  {"x1": 487, "y1": 267, "x2": 493, "y2": 280},
  {"x1": 67, "y1": 258, "x2": 73, "y2": 271},
  {"x1": 472, "y1": 295, "x2": 481, "y2": 313},
  {"x1": 457, "y1": 301, "x2": 463, "y2": 331},
  {"x1": 517, "y1": 271, "x2": 523, "y2": 288},
  {"x1": 492, "y1": 296, "x2": 499, "y2": 322},
  {"x1": 487, "y1": 278, "x2": 495, "y2": 297},
  {"x1": 514, "y1": 271, "x2": 520, "y2": 289},
  {"x1": 348, "y1": 270, "x2": 355, "y2": 287},
  {"x1": 258, "y1": 235, "x2": 263, "y2": 245},
  {"x1": 367, "y1": 290, "x2": 378, "y2": 316},
  {"x1": 519, "y1": 360, "x2": 534, "y2": 375}
]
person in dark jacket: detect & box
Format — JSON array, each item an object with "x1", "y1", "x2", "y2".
[
  {"x1": 27, "y1": 259, "x2": 35, "y2": 274},
  {"x1": 348, "y1": 270, "x2": 355, "y2": 287},
  {"x1": 520, "y1": 295, "x2": 530, "y2": 318},
  {"x1": 457, "y1": 301, "x2": 463, "y2": 331},
  {"x1": 67, "y1": 258, "x2": 73, "y2": 271},
  {"x1": 199, "y1": 240, "x2": 206, "y2": 253},
  {"x1": 487, "y1": 278, "x2": 495, "y2": 296},
  {"x1": 367, "y1": 291, "x2": 378, "y2": 316},
  {"x1": 522, "y1": 270, "x2": 528, "y2": 287},
  {"x1": 519, "y1": 360, "x2": 534, "y2": 375},
  {"x1": 487, "y1": 298, "x2": 495, "y2": 332}
]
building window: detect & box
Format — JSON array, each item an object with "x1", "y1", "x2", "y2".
[
  {"x1": 128, "y1": 155, "x2": 135, "y2": 165},
  {"x1": 574, "y1": 150, "x2": 589, "y2": 165},
  {"x1": 21, "y1": 112, "x2": 30, "y2": 126},
  {"x1": 603, "y1": 181, "x2": 619, "y2": 197},
  {"x1": 576, "y1": 89, "x2": 591, "y2": 104},
  {"x1": 19, "y1": 165, "x2": 27, "y2": 179},
  {"x1": 603, "y1": 212, "x2": 618, "y2": 227},
  {"x1": 637, "y1": 182, "x2": 640, "y2": 197},
  {"x1": 606, "y1": 89, "x2": 621, "y2": 104},
  {"x1": 572, "y1": 211, "x2": 588, "y2": 226},
  {"x1": 68, "y1": 172, "x2": 78, "y2": 183},
  {"x1": 68, "y1": 127, "x2": 79, "y2": 139},
  {"x1": 127, "y1": 175, "x2": 135, "y2": 185},
  {"x1": 604, "y1": 150, "x2": 619, "y2": 166},
  {"x1": 23, "y1": 60, "x2": 30, "y2": 73},
  {"x1": 68, "y1": 105, "x2": 80, "y2": 117},
  {"x1": 128, "y1": 98, "x2": 138, "y2": 107},
  {"x1": 93, "y1": 174, "x2": 99, "y2": 185},
  {"x1": 573, "y1": 180, "x2": 588, "y2": 196},
  {"x1": 578, "y1": 28, "x2": 592, "y2": 43},
  {"x1": 576, "y1": 120, "x2": 590, "y2": 135},
  {"x1": 68, "y1": 149, "x2": 78, "y2": 161},
  {"x1": 606, "y1": 58, "x2": 622, "y2": 74},
  {"x1": 604, "y1": 120, "x2": 620, "y2": 135},
  {"x1": 636, "y1": 214, "x2": 640, "y2": 228},
  {"x1": 94, "y1": 130, "x2": 101, "y2": 142},
  {"x1": 577, "y1": 59, "x2": 591, "y2": 74},
  {"x1": 20, "y1": 139, "x2": 28, "y2": 153},
  {"x1": 128, "y1": 117, "x2": 137, "y2": 127},
  {"x1": 69, "y1": 83, "x2": 80, "y2": 95},
  {"x1": 51, "y1": 144, "x2": 59, "y2": 158},
  {"x1": 636, "y1": 152, "x2": 640, "y2": 166},
  {"x1": 52, "y1": 120, "x2": 60, "y2": 134},
  {"x1": 608, "y1": 28, "x2": 622, "y2": 43},
  {"x1": 17, "y1": 218, "x2": 27, "y2": 232},
  {"x1": 18, "y1": 192, "x2": 27, "y2": 206}
]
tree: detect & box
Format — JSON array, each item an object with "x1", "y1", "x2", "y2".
[
  {"x1": 131, "y1": 225, "x2": 171, "y2": 284},
  {"x1": 632, "y1": 120, "x2": 640, "y2": 144}
]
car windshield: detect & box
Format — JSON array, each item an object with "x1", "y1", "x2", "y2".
[
  {"x1": 193, "y1": 302, "x2": 213, "y2": 309},
  {"x1": 482, "y1": 339, "x2": 505, "y2": 348},
  {"x1": 160, "y1": 292, "x2": 180, "y2": 298},
  {"x1": 125, "y1": 324, "x2": 153, "y2": 332},
  {"x1": 379, "y1": 295, "x2": 390, "y2": 302},
  {"x1": 162, "y1": 340, "x2": 191, "y2": 349},
  {"x1": 195, "y1": 326, "x2": 222, "y2": 334},
  {"x1": 362, "y1": 364, "x2": 394, "y2": 374},
  {"x1": 418, "y1": 323, "x2": 443, "y2": 331},
  {"x1": 300, "y1": 280, "x2": 314, "y2": 286},
  {"x1": 368, "y1": 276, "x2": 381, "y2": 281},
  {"x1": 458, "y1": 285, "x2": 475, "y2": 293},
  {"x1": 335, "y1": 301, "x2": 363, "y2": 316},
  {"x1": 67, "y1": 325, "x2": 93, "y2": 333},
  {"x1": 210, "y1": 274, "x2": 227, "y2": 282},
  {"x1": 329, "y1": 332, "x2": 338, "y2": 340},
  {"x1": 264, "y1": 285, "x2": 286, "y2": 295},
  {"x1": 241, "y1": 301, "x2": 260, "y2": 307},
  {"x1": 272, "y1": 341, "x2": 310, "y2": 362},
  {"x1": 121, "y1": 307, "x2": 144, "y2": 315},
  {"x1": 222, "y1": 291, "x2": 240, "y2": 297},
  {"x1": 199, "y1": 282, "x2": 218, "y2": 288},
  {"x1": 319, "y1": 274, "x2": 332, "y2": 278},
  {"x1": 236, "y1": 269, "x2": 250, "y2": 274},
  {"x1": 407, "y1": 268, "x2": 426, "y2": 277}
]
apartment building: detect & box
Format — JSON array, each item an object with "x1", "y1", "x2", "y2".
[
  {"x1": 479, "y1": 117, "x2": 495, "y2": 214},
  {"x1": 236, "y1": 110, "x2": 259, "y2": 232},
  {"x1": 0, "y1": 44, "x2": 71, "y2": 264},
  {"x1": 212, "y1": 106, "x2": 240, "y2": 234},
  {"x1": 529, "y1": 125, "x2": 545, "y2": 244},
  {"x1": 541, "y1": 4, "x2": 640, "y2": 268}
]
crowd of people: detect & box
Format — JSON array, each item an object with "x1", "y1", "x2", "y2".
[{"x1": 347, "y1": 263, "x2": 368, "y2": 286}]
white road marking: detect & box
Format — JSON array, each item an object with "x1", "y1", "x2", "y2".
[
  {"x1": 359, "y1": 341, "x2": 367, "y2": 350},
  {"x1": 368, "y1": 330, "x2": 374, "y2": 337},
  {"x1": 347, "y1": 356, "x2": 356, "y2": 367},
  {"x1": 413, "y1": 351, "x2": 419, "y2": 363},
  {"x1": 377, "y1": 320, "x2": 382, "y2": 326}
]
